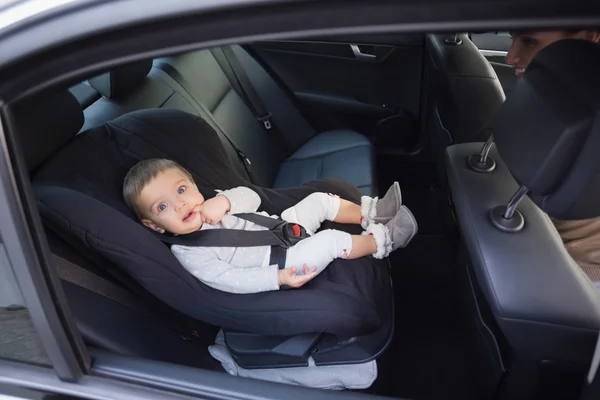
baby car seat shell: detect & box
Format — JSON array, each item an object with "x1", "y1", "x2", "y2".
[{"x1": 18, "y1": 90, "x2": 394, "y2": 368}]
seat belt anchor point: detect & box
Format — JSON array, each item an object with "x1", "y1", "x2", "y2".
[{"x1": 257, "y1": 112, "x2": 273, "y2": 130}]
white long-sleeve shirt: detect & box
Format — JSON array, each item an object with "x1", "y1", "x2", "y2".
[{"x1": 171, "y1": 187, "x2": 281, "y2": 294}]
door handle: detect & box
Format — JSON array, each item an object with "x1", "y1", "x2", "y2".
[{"x1": 350, "y1": 44, "x2": 376, "y2": 60}]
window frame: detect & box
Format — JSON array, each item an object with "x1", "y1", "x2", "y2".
[
  {"x1": 1, "y1": 0, "x2": 600, "y2": 398},
  {"x1": 0, "y1": 115, "x2": 91, "y2": 380}
]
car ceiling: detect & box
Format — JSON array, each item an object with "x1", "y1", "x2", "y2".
[{"x1": 0, "y1": 0, "x2": 599, "y2": 103}]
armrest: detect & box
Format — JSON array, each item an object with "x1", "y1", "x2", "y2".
[{"x1": 446, "y1": 143, "x2": 600, "y2": 365}]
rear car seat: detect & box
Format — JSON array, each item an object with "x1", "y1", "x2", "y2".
[
  {"x1": 83, "y1": 45, "x2": 376, "y2": 195},
  {"x1": 17, "y1": 89, "x2": 393, "y2": 369}
]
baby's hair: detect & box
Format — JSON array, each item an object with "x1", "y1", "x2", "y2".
[{"x1": 123, "y1": 158, "x2": 192, "y2": 218}]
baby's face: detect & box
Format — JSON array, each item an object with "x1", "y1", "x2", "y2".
[{"x1": 137, "y1": 167, "x2": 205, "y2": 235}]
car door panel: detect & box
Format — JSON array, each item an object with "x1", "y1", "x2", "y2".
[{"x1": 248, "y1": 35, "x2": 424, "y2": 149}]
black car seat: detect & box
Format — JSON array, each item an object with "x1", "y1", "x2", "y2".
[
  {"x1": 16, "y1": 90, "x2": 393, "y2": 369},
  {"x1": 83, "y1": 45, "x2": 376, "y2": 195},
  {"x1": 445, "y1": 40, "x2": 600, "y2": 397},
  {"x1": 83, "y1": 59, "x2": 252, "y2": 181},
  {"x1": 425, "y1": 33, "x2": 505, "y2": 180}
]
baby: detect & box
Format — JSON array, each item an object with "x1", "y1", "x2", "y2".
[{"x1": 123, "y1": 158, "x2": 418, "y2": 294}]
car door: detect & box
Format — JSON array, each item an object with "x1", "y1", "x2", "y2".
[
  {"x1": 470, "y1": 32, "x2": 516, "y2": 93},
  {"x1": 247, "y1": 34, "x2": 425, "y2": 150}
]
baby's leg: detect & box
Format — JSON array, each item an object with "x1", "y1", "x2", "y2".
[
  {"x1": 285, "y1": 229, "x2": 383, "y2": 275},
  {"x1": 280, "y1": 192, "x2": 361, "y2": 234},
  {"x1": 285, "y1": 229, "x2": 353, "y2": 274}
]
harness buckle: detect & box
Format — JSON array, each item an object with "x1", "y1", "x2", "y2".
[{"x1": 272, "y1": 221, "x2": 309, "y2": 248}]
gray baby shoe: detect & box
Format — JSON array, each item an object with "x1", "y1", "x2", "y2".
[
  {"x1": 361, "y1": 181, "x2": 403, "y2": 229},
  {"x1": 385, "y1": 205, "x2": 418, "y2": 250}
]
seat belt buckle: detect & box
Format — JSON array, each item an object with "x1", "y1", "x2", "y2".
[{"x1": 257, "y1": 112, "x2": 273, "y2": 130}]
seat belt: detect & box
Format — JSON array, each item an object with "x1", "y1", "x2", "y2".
[
  {"x1": 211, "y1": 46, "x2": 294, "y2": 157},
  {"x1": 157, "y1": 213, "x2": 309, "y2": 268},
  {"x1": 154, "y1": 62, "x2": 255, "y2": 183},
  {"x1": 51, "y1": 253, "x2": 200, "y2": 340}
]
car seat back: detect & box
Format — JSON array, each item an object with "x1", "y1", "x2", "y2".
[
  {"x1": 83, "y1": 46, "x2": 319, "y2": 187},
  {"x1": 83, "y1": 59, "x2": 252, "y2": 181},
  {"x1": 494, "y1": 39, "x2": 600, "y2": 220},
  {"x1": 425, "y1": 33, "x2": 505, "y2": 179}
]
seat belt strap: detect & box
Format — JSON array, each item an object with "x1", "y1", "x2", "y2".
[
  {"x1": 158, "y1": 213, "x2": 307, "y2": 247},
  {"x1": 159, "y1": 227, "x2": 285, "y2": 248},
  {"x1": 211, "y1": 46, "x2": 294, "y2": 157},
  {"x1": 156, "y1": 213, "x2": 310, "y2": 268},
  {"x1": 51, "y1": 253, "x2": 199, "y2": 340},
  {"x1": 154, "y1": 62, "x2": 255, "y2": 183},
  {"x1": 235, "y1": 212, "x2": 286, "y2": 229}
]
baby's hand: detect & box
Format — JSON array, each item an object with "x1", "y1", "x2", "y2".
[
  {"x1": 277, "y1": 264, "x2": 318, "y2": 288},
  {"x1": 200, "y1": 195, "x2": 230, "y2": 225}
]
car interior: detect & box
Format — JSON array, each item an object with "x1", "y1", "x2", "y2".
[{"x1": 5, "y1": 29, "x2": 600, "y2": 399}]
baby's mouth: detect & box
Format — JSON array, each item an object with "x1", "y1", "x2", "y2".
[{"x1": 183, "y1": 210, "x2": 196, "y2": 223}]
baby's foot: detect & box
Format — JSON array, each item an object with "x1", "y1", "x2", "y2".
[
  {"x1": 361, "y1": 182, "x2": 403, "y2": 229},
  {"x1": 385, "y1": 205, "x2": 418, "y2": 250},
  {"x1": 362, "y1": 205, "x2": 418, "y2": 259},
  {"x1": 362, "y1": 223, "x2": 393, "y2": 259}
]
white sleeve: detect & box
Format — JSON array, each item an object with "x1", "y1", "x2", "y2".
[
  {"x1": 216, "y1": 186, "x2": 261, "y2": 214},
  {"x1": 172, "y1": 246, "x2": 279, "y2": 294}
]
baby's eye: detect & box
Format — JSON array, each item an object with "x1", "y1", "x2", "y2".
[
  {"x1": 178, "y1": 186, "x2": 186, "y2": 194},
  {"x1": 158, "y1": 203, "x2": 167, "y2": 212}
]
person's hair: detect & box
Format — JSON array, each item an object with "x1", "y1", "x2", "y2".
[{"x1": 123, "y1": 158, "x2": 193, "y2": 218}]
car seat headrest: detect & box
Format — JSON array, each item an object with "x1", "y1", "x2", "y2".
[
  {"x1": 494, "y1": 39, "x2": 600, "y2": 220},
  {"x1": 12, "y1": 89, "x2": 84, "y2": 172},
  {"x1": 88, "y1": 60, "x2": 152, "y2": 99}
]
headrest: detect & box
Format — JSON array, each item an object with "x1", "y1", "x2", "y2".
[
  {"x1": 12, "y1": 90, "x2": 84, "y2": 172},
  {"x1": 494, "y1": 39, "x2": 600, "y2": 220},
  {"x1": 88, "y1": 60, "x2": 152, "y2": 99}
]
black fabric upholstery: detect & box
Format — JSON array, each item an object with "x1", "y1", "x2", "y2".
[
  {"x1": 88, "y1": 60, "x2": 152, "y2": 99},
  {"x1": 12, "y1": 90, "x2": 84, "y2": 172},
  {"x1": 494, "y1": 39, "x2": 600, "y2": 220},
  {"x1": 32, "y1": 107, "x2": 392, "y2": 337}
]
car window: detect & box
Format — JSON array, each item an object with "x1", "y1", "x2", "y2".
[
  {"x1": 0, "y1": 239, "x2": 50, "y2": 366},
  {"x1": 470, "y1": 32, "x2": 511, "y2": 52}
]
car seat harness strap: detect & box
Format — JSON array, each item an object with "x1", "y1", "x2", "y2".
[{"x1": 156, "y1": 213, "x2": 309, "y2": 268}]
